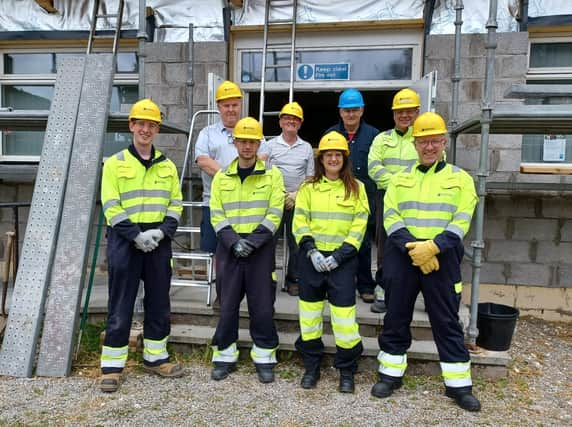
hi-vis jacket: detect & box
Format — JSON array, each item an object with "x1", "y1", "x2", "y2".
[
  {"x1": 368, "y1": 128, "x2": 418, "y2": 191},
  {"x1": 384, "y1": 161, "x2": 478, "y2": 244},
  {"x1": 293, "y1": 177, "x2": 370, "y2": 252},
  {"x1": 210, "y1": 158, "x2": 284, "y2": 245},
  {"x1": 101, "y1": 147, "x2": 182, "y2": 237}
]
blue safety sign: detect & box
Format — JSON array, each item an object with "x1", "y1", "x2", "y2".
[{"x1": 296, "y1": 63, "x2": 350, "y2": 81}]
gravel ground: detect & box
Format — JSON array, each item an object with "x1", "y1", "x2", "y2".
[{"x1": 0, "y1": 317, "x2": 570, "y2": 426}]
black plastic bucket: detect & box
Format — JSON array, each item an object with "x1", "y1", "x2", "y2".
[{"x1": 476, "y1": 302, "x2": 519, "y2": 351}]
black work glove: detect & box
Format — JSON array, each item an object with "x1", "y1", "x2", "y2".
[{"x1": 231, "y1": 239, "x2": 256, "y2": 258}]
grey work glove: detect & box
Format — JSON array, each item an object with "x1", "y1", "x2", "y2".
[
  {"x1": 134, "y1": 232, "x2": 158, "y2": 252},
  {"x1": 307, "y1": 248, "x2": 328, "y2": 272},
  {"x1": 147, "y1": 228, "x2": 164, "y2": 243},
  {"x1": 232, "y1": 239, "x2": 256, "y2": 258},
  {"x1": 324, "y1": 255, "x2": 339, "y2": 271}
]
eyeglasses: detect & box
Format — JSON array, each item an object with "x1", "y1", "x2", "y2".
[
  {"x1": 415, "y1": 139, "x2": 445, "y2": 148},
  {"x1": 133, "y1": 120, "x2": 159, "y2": 131}
]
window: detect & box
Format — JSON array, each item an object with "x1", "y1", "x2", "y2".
[
  {"x1": 523, "y1": 40, "x2": 572, "y2": 167},
  {"x1": 1, "y1": 51, "x2": 139, "y2": 160}
]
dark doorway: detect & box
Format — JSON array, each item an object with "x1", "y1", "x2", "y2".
[{"x1": 248, "y1": 90, "x2": 398, "y2": 146}]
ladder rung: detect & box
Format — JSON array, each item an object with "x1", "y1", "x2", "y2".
[
  {"x1": 92, "y1": 33, "x2": 115, "y2": 39},
  {"x1": 265, "y1": 64, "x2": 291, "y2": 69},
  {"x1": 263, "y1": 111, "x2": 280, "y2": 116},
  {"x1": 268, "y1": 19, "x2": 294, "y2": 25},
  {"x1": 177, "y1": 226, "x2": 201, "y2": 233},
  {"x1": 171, "y1": 278, "x2": 212, "y2": 288},
  {"x1": 172, "y1": 251, "x2": 213, "y2": 260},
  {"x1": 96, "y1": 13, "x2": 119, "y2": 18}
]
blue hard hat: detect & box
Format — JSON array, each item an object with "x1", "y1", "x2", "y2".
[{"x1": 338, "y1": 88, "x2": 364, "y2": 108}]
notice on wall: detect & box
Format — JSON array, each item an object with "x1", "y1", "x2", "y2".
[{"x1": 543, "y1": 135, "x2": 566, "y2": 162}]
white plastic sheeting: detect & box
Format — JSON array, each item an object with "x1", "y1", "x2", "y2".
[
  {"x1": 234, "y1": 0, "x2": 424, "y2": 25},
  {"x1": 431, "y1": 0, "x2": 520, "y2": 34},
  {"x1": 0, "y1": 0, "x2": 225, "y2": 42},
  {"x1": 528, "y1": 0, "x2": 572, "y2": 17}
]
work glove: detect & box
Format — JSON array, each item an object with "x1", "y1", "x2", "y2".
[
  {"x1": 405, "y1": 240, "x2": 440, "y2": 266},
  {"x1": 146, "y1": 228, "x2": 164, "y2": 243},
  {"x1": 419, "y1": 256, "x2": 440, "y2": 275},
  {"x1": 324, "y1": 255, "x2": 339, "y2": 271},
  {"x1": 133, "y1": 232, "x2": 158, "y2": 252},
  {"x1": 232, "y1": 239, "x2": 256, "y2": 258},
  {"x1": 284, "y1": 191, "x2": 297, "y2": 210},
  {"x1": 307, "y1": 248, "x2": 328, "y2": 272}
]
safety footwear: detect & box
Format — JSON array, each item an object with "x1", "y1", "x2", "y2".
[
  {"x1": 143, "y1": 362, "x2": 185, "y2": 378},
  {"x1": 99, "y1": 373, "x2": 122, "y2": 393},
  {"x1": 360, "y1": 292, "x2": 375, "y2": 303},
  {"x1": 255, "y1": 364, "x2": 275, "y2": 384},
  {"x1": 287, "y1": 282, "x2": 299, "y2": 296},
  {"x1": 445, "y1": 386, "x2": 482, "y2": 412},
  {"x1": 370, "y1": 299, "x2": 387, "y2": 313},
  {"x1": 338, "y1": 370, "x2": 355, "y2": 393},
  {"x1": 211, "y1": 363, "x2": 237, "y2": 381},
  {"x1": 300, "y1": 369, "x2": 320, "y2": 389},
  {"x1": 371, "y1": 375, "x2": 402, "y2": 398}
]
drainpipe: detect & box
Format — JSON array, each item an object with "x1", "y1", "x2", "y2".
[
  {"x1": 137, "y1": 0, "x2": 147, "y2": 99},
  {"x1": 469, "y1": 0, "x2": 498, "y2": 345},
  {"x1": 449, "y1": 0, "x2": 463, "y2": 164}
]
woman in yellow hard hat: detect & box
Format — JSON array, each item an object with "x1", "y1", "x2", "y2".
[{"x1": 292, "y1": 131, "x2": 370, "y2": 393}]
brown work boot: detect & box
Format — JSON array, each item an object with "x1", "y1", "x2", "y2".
[
  {"x1": 360, "y1": 292, "x2": 375, "y2": 303},
  {"x1": 143, "y1": 362, "x2": 185, "y2": 378},
  {"x1": 287, "y1": 282, "x2": 299, "y2": 296},
  {"x1": 99, "y1": 373, "x2": 122, "y2": 393}
]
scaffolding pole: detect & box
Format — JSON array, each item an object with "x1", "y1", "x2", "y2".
[
  {"x1": 449, "y1": 0, "x2": 463, "y2": 164},
  {"x1": 468, "y1": 0, "x2": 498, "y2": 344}
]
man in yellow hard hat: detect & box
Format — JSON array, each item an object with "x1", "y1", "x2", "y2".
[
  {"x1": 371, "y1": 112, "x2": 481, "y2": 412},
  {"x1": 209, "y1": 117, "x2": 284, "y2": 384},
  {"x1": 367, "y1": 88, "x2": 421, "y2": 313},
  {"x1": 265, "y1": 101, "x2": 314, "y2": 296},
  {"x1": 326, "y1": 88, "x2": 379, "y2": 304},
  {"x1": 99, "y1": 99, "x2": 184, "y2": 393}
]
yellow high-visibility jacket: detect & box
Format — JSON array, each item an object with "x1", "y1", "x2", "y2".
[
  {"x1": 368, "y1": 128, "x2": 418, "y2": 191},
  {"x1": 210, "y1": 158, "x2": 284, "y2": 238},
  {"x1": 293, "y1": 177, "x2": 370, "y2": 252},
  {"x1": 101, "y1": 147, "x2": 182, "y2": 230},
  {"x1": 384, "y1": 162, "x2": 477, "y2": 240}
]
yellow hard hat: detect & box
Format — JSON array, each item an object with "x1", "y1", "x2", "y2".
[
  {"x1": 412, "y1": 112, "x2": 448, "y2": 137},
  {"x1": 216, "y1": 80, "x2": 243, "y2": 102},
  {"x1": 318, "y1": 131, "x2": 349, "y2": 155},
  {"x1": 233, "y1": 117, "x2": 263, "y2": 140},
  {"x1": 128, "y1": 99, "x2": 162, "y2": 124},
  {"x1": 392, "y1": 88, "x2": 421, "y2": 110},
  {"x1": 279, "y1": 101, "x2": 304, "y2": 121}
]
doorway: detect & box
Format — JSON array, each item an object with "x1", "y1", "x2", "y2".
[{"x1": 248, "y1": 90, "x2": 399, "y2": 145}]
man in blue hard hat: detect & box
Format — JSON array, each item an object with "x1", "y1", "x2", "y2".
[{"x1": 325, "y1": 88, "x2": 379, "y2": 303}]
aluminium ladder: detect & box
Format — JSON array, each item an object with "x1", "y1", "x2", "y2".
[
  {"x1": 259, "y1": 0, "x2": 298, "y2": 290},
  {"x1": 170, "y1": 110, "x2": 220, "y2": 306}
]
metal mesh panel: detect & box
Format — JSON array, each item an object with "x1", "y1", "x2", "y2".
[
  {"x1": 36, "y1": 54, "x2": 115, "y2": 377},
  {"x1": 0, "y1": 56, "x2": 85, "y2": 377}
]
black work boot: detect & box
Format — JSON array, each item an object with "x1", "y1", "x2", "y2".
[
  {"x1": 338, "y1": 370, "x2": 355, "y2": 393},
  {"x1": 445, "y1": 386, "x2": 482, "y2": 412},
  {"x1": 300, "y1": 368, "x2": 320, "y2": 389},
  {"x1": 371, "y1": 374, "x2": 402, "y2": 398},
  {"x1": 211, "y1": 362, "x2": 236, "y2": 381},
  {"x1": 255, "y1": 364, "x2": 275, "y2": 384},
  {"x1": 370, "y1": 299, "x2": 387, "y2": 313}
]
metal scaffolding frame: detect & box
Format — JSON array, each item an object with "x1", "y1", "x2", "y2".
[{"x1": 448, "y1": 0, "x2": 572, "y2": 344}]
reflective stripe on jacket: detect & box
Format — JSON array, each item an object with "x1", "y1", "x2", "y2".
[
  {"x1": 368, "y1": 128, "x2": 418, "y2": 191},
  {"x1": 210, "y1": 158, "x2": 284, "y2": 234},
  {"x1": 101, "y1": 148, "x2": 182, "y2": 227},
  {"x1": 293, "y1": 177, "x2": 370, "y2": 251},
  {"x1": 383, "y1": 162, "x2": 478, "y2": 240}
]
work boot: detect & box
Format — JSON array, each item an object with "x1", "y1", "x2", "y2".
[
  {"x1": 287, "y1": 282, "x2": 299, "y2": 297},
  {"x1": 211, "y1": 362, "x2": 236, "y2": 381},
  {"x1": 338, "y1": 370, "x2": 355, "y2": 393},
  {"x1": 99, "y1": 372, "x2": 122, "y2": 393},
  {"x1": 371, "y1": 374, "x2": 402, "y2": 398},
  {"x1": 370, "y1": 299, "x2": 387, "y2": 313},
  {"x1": 360, "y1": 292, "x2": 375, "y2": 303},
  {"x1": 300, "y1": 368, "x2": 320, "y2": 389},
  {"x1": 445, "y1": 386, "x2": 482, "y2": 412},
  {"x1": 255, "y1": 363, "x2": 275, "y2": 384}
]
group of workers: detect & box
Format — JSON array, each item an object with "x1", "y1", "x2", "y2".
[{"x1": 97, "y1": 79, "x2": 481, "y2": 412}]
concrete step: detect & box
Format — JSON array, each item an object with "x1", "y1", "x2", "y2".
[{"x1": 168, "y1": 323, "x2": 511, "y2": 377}]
